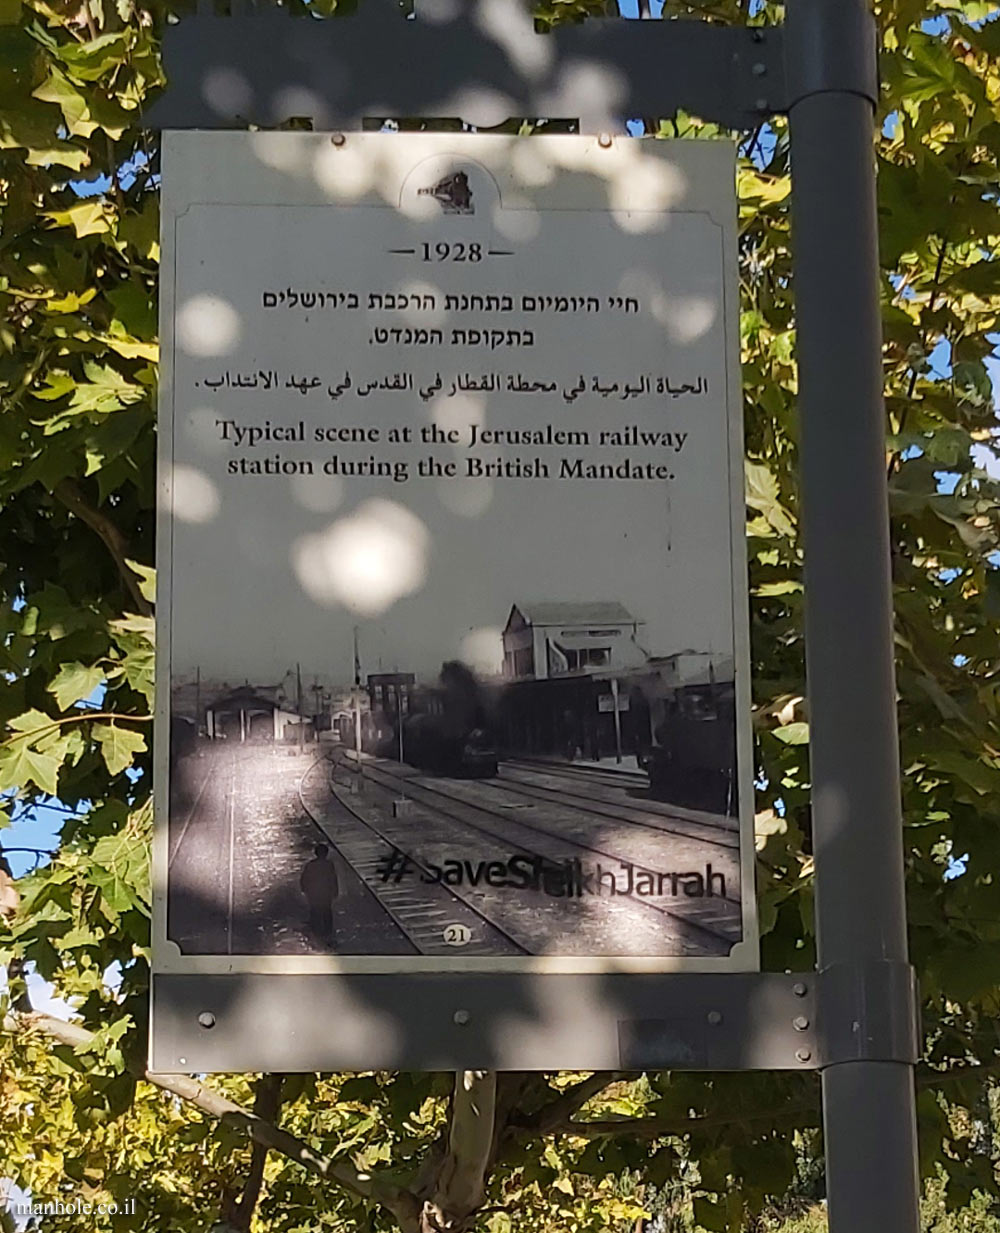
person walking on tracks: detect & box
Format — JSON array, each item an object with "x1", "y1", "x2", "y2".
[{"x1": 300, "y1": 842, "x2": 339, "y2": 945}]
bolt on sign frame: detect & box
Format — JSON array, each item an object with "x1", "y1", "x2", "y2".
[{"x1": 147, "y1": 2, "x2": 922, "y2": 1230}]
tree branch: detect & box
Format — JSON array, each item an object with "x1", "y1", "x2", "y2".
[
  {"x1": 556, "y1": 1098, "x2": 821, "y2": 1141},
  {"x1": 520, "y1": 1060, "x2": 1000, "y2": 1145},
  {"x1": 511, "y1": 1071, "x2": 625, "y2": 1137},
  {"x1": 423, "y1": 1071, "x2": 497, "y2": 1232},
  {"x1": 3, "y1": 1011, "x2": 421, "y2": 1230},
  {"x1": 52, "y1": 479, "x2": 152, "y2": 617},
  {"x1": 225, "y1": 1073, "x2": 285, "y2": 1231}
]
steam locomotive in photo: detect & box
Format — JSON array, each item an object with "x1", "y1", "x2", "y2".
[
  {"x1": 368, "y1": 661, "x2": 499, "y2": 778},
  {"x1": 638, "y1": 681, "x2": 736, "y2": 815},
  {"x1": 401, "y1": 712, "x2": 498, "y2": 778}
]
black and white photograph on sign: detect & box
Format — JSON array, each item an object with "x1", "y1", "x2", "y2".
[{"x1": 156, "y1": 131, "x2": 755, "y2": 971}]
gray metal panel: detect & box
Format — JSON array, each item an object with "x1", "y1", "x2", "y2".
[
  {"x1": 151, "y1": 971, "x2": 819, "y2": 1072},
  {"x1": 144, "y1": 1, "x2": 787, "y2": 132}
]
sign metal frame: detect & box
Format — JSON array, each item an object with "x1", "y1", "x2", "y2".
[{"x1": 148, "y1": 3, "x2": 922, "y2": 1229}]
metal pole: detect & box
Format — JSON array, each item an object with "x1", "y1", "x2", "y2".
[{"x1": 786, "y1": 2, "x2": 920, "y2": 1230}]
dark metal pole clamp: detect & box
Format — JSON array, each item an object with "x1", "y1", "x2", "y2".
[
  {"x1": 784, "y1": 0, "x2": 879, "y2": 111},
  {"x1": 815, "y1": 961, "x2": 920, "y2": 1067}
]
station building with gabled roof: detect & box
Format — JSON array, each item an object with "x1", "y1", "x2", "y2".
[{"x1": 501, "y1": 601, "x2": 648, "y2": 682}]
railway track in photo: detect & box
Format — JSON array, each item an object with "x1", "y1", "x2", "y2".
[
  {"x1": 301, "y1": 756, "x2": 530, "y2": 957},
  {"x1": 495, "y1": 760, "x2": 740, "y2": 851},
  {"x1": 165, "y1": 742, "x2": 744, "y2": 959},
  {"x1": 342, "y1": 752, "x2": 741, "y2": 954}
]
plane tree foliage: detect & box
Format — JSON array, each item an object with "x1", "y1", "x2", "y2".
[{"x1": 1, "y1": 0, "x2": 1000, "y2": 1229}]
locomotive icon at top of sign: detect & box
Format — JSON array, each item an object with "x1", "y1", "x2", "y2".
[{"x1": 418, "y1": 170, "x2": 474, "y2": 215}]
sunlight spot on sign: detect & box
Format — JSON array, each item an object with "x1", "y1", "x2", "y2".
[
  {"x1": 417, "y1": 0, "x2": 461, "y2": 22},
  {"x1": 250, "y1": 130, "x2": 309, "y2": 175},
  {"x1": 651, "y1": 291, "x2": 717, "y2": 345},
  {"x1": 400, "y1": 180, "x2": 447, "y2": 221},
  {"x1": 313, "y1": 141, "x2": 374, "y2": 201},
  {"x1": 510, "y1": 139, "x2": 557, "y2": 188},
  {"x1": 184, "y1": 407, "x2": 227, "y2": 456},
  {"x1": 610, "y1": 161, "x2": 685, "y2": 232},
  {"x1": 438, "y1": 474, "x2": 494, "y2": 517},
  {"x1": 475, "y1": 0, "x2": 553, "y2": 78},
  {"x1": 444, "y1": 86, "x2": 519, "y2": 130},
  {"x1": 492, "y1": 195, "x2": 541, "y2": 242},
  {"x1": 176, "y1": 294, "x2": 241, "y2": 357},
  {"x1": 202, "y1": 66, "x2": 253, "y2": 118},
  {"x1": 399, "y1": 280, "x2": 448, "y2": 327},
  {"x1": 169, "y1": 464, "x2": 221, "y2": 524},
  {"x1": 274, "y1": 86, "x2": 332, "y2": 129},
  {"x1": 460, "y1": 626, "x2": 504, "y2": 674},
  {"x1": 494, "y1": 973, "x2": 606, "y2": 1067},
  {"x1": 290, "y1": 472, "x2": 345, "y2": 514},
  {"x1": 539, "y1": 62, "x2": 627, "y2": 138},
  {"x1": 431, "y1": 390, "x2": 484, "y2": 436},
  {"x1": 293, "y1": 500, "x2": 429, "y2": 616}
]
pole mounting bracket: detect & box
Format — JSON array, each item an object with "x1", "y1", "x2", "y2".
[
  {"x1": 151, "y1": 967, "x2": 921, "y2": 1073},
  {"x1": 815, "y1": 961, "x2": 920, "y2": 1068}
]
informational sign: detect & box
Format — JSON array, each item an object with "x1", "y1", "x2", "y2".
[{"x1": 153, "y1": 131, "x2": 756, "y2": 1022}]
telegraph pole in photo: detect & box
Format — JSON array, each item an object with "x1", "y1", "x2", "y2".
[
  {"x1": 352, "y1": 626, "x2": 363, "y2": 785},
  {"x1": 296, "y1": 662, "x2": 304, "y2": 753}
]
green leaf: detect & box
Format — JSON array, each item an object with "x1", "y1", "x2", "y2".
[
  {"x1": 7, "y1": 707, "x2": 57, "y2": 736},
  {"x1": 52, "y1": 31, "x2": 130, "y2": 82},
  {"x1": 107, "y1": 281, "x2": 156, "y2": 339},
  {"x1": 91, "y1": 829, "x2": 150, "y2": 914},
  {"x1": 754, "y1": 579, "x2": 802, "y2": 597},
  {"x1": 45, "y1": 198, "x2": 111, "y2": 238},
  {"x1": 125, "y1": 560, "x2": 155, "y2": 605},
  {"x1": 92, "y1": 722, "x2": 146, "y2": 775},
  {"x1": 773, "y1": 722, "x2": 810, "y2": 746},
  {"x1": 0, "y1": 740, "x2": 61, "y2": 796},
  {"x1": 745, "y1": 461, "x2": 796, "y2": 538},
  {"x1": 66, "y1": 360, "x2": 145, "y2": 416},
  {"x1": 48, "y1": 662, "x2": 105, "y2": 711},
  {"x1": 118, "y1": 197, "x2": 159, "y2": 260}
]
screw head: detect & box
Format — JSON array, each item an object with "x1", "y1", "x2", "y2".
[
  {"x1": 795, "y1": 1048, "x2": 812, "y2": 1064},
  {"x1": 793, "y1": 982, "x2": 808, "y2": 997},
  {"x1": 178, "y1": 1057, "x2": 187, "y2": 1066},
  {"x1": 331, "y1": 133, "x2": 346, "y2": 147},
  {"x1": 453, "y1": 1009, "x2": 471, "y2": 1027},
  {"x1": 793, "y1": 1015, "x2": 809, "y2": 1032},
  {"x1": 707, "y1": 1010, "x2": 723, "y2": 1026},
  {"x1": 752, "y1": 61, "x2": 767, "y2": 76},
  {"x1": 756, "y1": 97, "x2": 769, "y2": 113},
  {"x1": 198, "y1": 1011, "x2": 217, "y2": 1029},
  {"x1": 597, "y1": 132, "x2": 613, "y2": 149}
]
